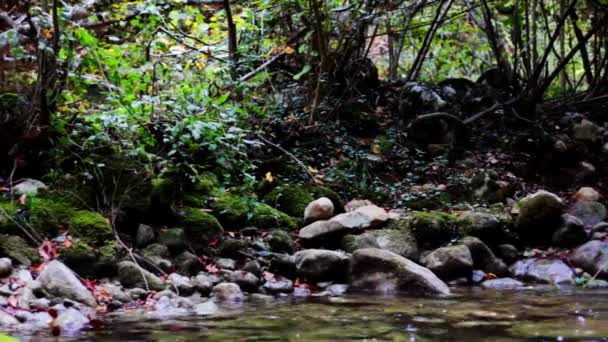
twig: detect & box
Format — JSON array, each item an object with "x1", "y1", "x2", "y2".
[
  {"x1": 110, "y1": 207, "x2": 149, "y2": 291},
  {"x1": 255, "y1": 133, "x2": 315, "y2": 180}
]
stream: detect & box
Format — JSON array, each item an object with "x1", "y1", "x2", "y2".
[{"x1": 9, "y1": 286, "x2": 608, "y2": 341}]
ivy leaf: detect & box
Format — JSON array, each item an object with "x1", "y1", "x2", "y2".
[{"x1": 293, "y1": 65, "x2": 311, "y2": 80}]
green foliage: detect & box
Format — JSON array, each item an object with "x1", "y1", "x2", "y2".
[
  {"x1": 180, "y1": 207, "x2": 224, "y2": 242},
  {"x1": 263, "y1": 184, "x2": 314, "y2": 217},
  {"x1": 211, "y1": 193, "x2": 297, "y2": 230}
]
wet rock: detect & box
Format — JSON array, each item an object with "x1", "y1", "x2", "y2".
[
  {"x1": 158, "y1": 228, "x2": 186, "y2": 254},
  {"x1": 350, "y1": 248, "x2": 450, "y2": 295},
  {"x1": 0, "y1": 308, "x2": 19, "y2": 327},
  {"x1": 269, "y1": 254, "x2": 296, "y2": 279},
  {"x1": 327, "y1": 284, "x2": 349, "y2": 296},
  {"x1": 54, "y1": 307, "x2": 90, "y2": 333},
  {"x1": 242, "y1": 260, "x2": 261, "y2": 276},
  {"x1": 117, "y1": 261, "x2": 166, "y2": 291},
  {"x1": 98, "y1": 283, "x2": 130, "y2": 303},
  {"x1": 552, "y1": 214, "x2": 588, "y2": 247},
  {"x1": 304, "y1": 197, "x2": 335, "y2": 223},
  {"x1": 136, "y1": 224, "x2": 155, "y2": 248},
  {"x1": 342, "y1": 228, "x2": 418, "y2": 261},
  {"x1": 127, "y1": 288, "x2": 149, "y2": 301},
  {"x1": 569, "y1": 240, "x2": 608, "y2": 279},
  {"x1": 294, "y1": 249, "x2": 350, "y2": 282},
  {"x1": 422, "y1": 245, "x2": 474, "y2": 280},
  {"x1": 194, "y1": 300, "x2": 218, "y2": 315},
  {"x1": 293, "y1": 286, "x2": 311, "y2": 297},
  {"x1": 212, "y1": 282, "x2": 244, "y2": 302},
  {"x1": 0, "y1": 257, "x2": 12, "y2": 277},
  {"x1": 459, "y1": 236, "x2": 508, "y2": 276},
  {"x1": 516, "y1": 190, "x2": 564, "y2": 244},
  {"x1": 481, "y1": 278, "x2": 525, "y2": 290},
  {"x1": 510, "y1": 258, "x2": 575, "y2": 285},
  {"x1": 574, "y1": 187, "x2": 600, "y2": 202},
  {"x1": 13, "y1": 179, "x2": 47, "y2": 195},
  {"x1": 585, "y1": 279, "x2": 608, "y2": 288},
  {"x1": 568, "y1": 201, "x2": 607, "y2": 226},
  {"x1": 38, "y1": 260, "x2": 97, "y2": 307},
  {"x1": 227, "y1": 271, "x2": 260, "y2": 292},
  {"x1": 174, "y1": 251, "x2": 203, "y2": 276},
  {"x1": 573, "y1": 119, "x2": 601, "y2": 142},
  {"x1": 250, "y1": 293, "x2": 274, "y2": 303},
  {"x1": 168, "y1": 273, "x2": 195, "y2": 296},
  {"x1": 266, "y1": 230, "x2": 295, "y2": 254},
  {"x1": 497, "y1": 244, "x2": 519, "y2": 264},
  {"x1": 216, "y1": 258, "x2": 236, "y2": 270},
  {"x1": 263, "y1": 278, "x2": 294, "y2": 294},
  {"x1": 192, "y1": 274, "x2": 215, "y2": 296}
]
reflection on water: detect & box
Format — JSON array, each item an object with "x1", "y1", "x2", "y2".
[{"x1": 12, "y1": 287, "x2": 608, "y2": 341}]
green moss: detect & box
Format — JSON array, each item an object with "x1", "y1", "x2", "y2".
[
  {"x1": 0, "y1": 235, "x2": 40, "y2": 266},
  {"x1": 158, "y1": 228, "x2": 186, "y2": 253},
  {"x1": 266, "y1": 229, "x2": 295, "y2": 254},
  {"x1": 211, "y1": 193, "x2": 297, "y2": 230},
  {"x1": 180, "y1": 207, "x2": 223, "y2": 242},
  {"x1": 28, "y1": 196, "x2": 76, "y2": 237},
  {"x1": 95, "y1": 242, "x2": 120, "y2": 277},
  {"x1": 61, "y1": 242, "x2": 97, "y2": 277},
  {"x1": 264, "y1": 184, "x2": 314, "y2": 218},
  {"x1": 152, "y1": 171, "x2": 219, "y2": 207},
  {"x1": 406, "y1": 211, "x2": 457, "y2": 247},
  {"x1": 68, "y1": 210, "x2": 113, "y2": 245},
  {"x1": 0, "y1": 200, "x2": 18, "y2": 231}
]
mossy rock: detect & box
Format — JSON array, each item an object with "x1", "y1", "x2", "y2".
[
  {"x1": 141, "y1": 243, "x2": 170, "y2": 258},
  {"x1": 342, "y1": 229, "x2": 419, "y2": 261},
  {"x1": 95, "y1": 242, "x2": 120, "y2": 277},
  {"x1": 217, "y1": 239, "x2": 249, "y2": 258},
  {"x1": 28, "y1": 196, "x2": 77, "y2": 237},
  {"x1": 405, "y1": 211, "x2": 457, "y2": 248},
  {"x1": 0, "y1": 235, "x2": 40, "y2": 266},
  {"x1": 61, "y1": 242, "x2": 97, "y2": 277},
  {"x1": 308, "y1": 186, "x2": 345, "y2": 213},
  {"x1": 180, "y1": 208, "x2": 223, "y2": 243},
  {"x1": 68, "y1": 210, "x2": 113, "y2": 246},
  {"x1": 211, "y1": 194, "x2": 297, "y2": 230},
  {"x1": 402, "y1": 191, "x2": 452, "y2": 210},
  {"x1": 264, "y1": 184, "x2": 314, "y2": 218},
  {"x1": 158, "y1": 228, "x2": 186, "y2": 254},
  {"x1": 266, "y1": 230, "x2": 295, "y2": 254},
  {"x1": 152, "y1": 171, "x2": 218, "y2": 208}
]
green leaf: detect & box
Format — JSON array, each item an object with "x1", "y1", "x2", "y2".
[{"x1": 293, "y1": 65, "x2": 312, "y2": 80}]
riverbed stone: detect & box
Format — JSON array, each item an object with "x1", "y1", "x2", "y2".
[
  {"x1": 515, "y1": 190, "x2": 564, "y2": 244},
  {"x1": 552, "y1": 214, "x2": 588, "y2": 247},
  {"x1": 350, "y1": 248, "x2": 450, "y2": 295},
  {"x1": 342, "y1": 228, "x2": 419, "y2": 261},
  {"x1": 194, "y1": 300, "x2": 219, "y2": 315},
  {"x1": 266, "y1": 230, "x2": 295, "y2": 254},
  {"x1": 457, "y1": 210, "x2": 511, "y2": 246},
  {"x1": 117, "y1": 261, "x2": 166, "y2": 291},
  {"x1": 174, "y1": 251, "x2": 203, "y2": 276},
  {"x1": 573, "y1": 119, "x2": 601, "y2": 142},
  {"x1": 98, "y1": 283, "x2": 131, "y2": 303},
  {"x1": 168, "y1": 273, "x2": 195, "y2": 296},
  {"x1": 269, "y1": 254, "x2": 297, "y2": 279},
  {"x1": 158, "y1": 228, "x2": 186, "y2": 254},
  {"x1": 294, "y1": 249, "x2": 351, "y2": 282},
  {"x1": 574, "y1": 187, "x2": 600, "y2": 202},
  {"x1": 216, "y1": 258, "x2": 236, "y2": 270},
  {"x1": 0, "y1": 309, "x2": 18, "y2": 327},
  {"x1": 263, "y1": 278, "x2": 294, "y2": 294},
  {"x1": 510, "y1": 258, "x2": 575, "y2": 285},
  {"x1": 38, "y1": 260, "x2": 97, "y2": 307},
  {"x1": 568, "y1": 201, "x2": 607, "y2": 226},
  {"x1": 136, "y1": 224, "x2": 155, "y2": 248},
  {"x1": 304, "y1": 197, "x2": 335, "y2": 223},
  {"x1": 569, "y1": 240, "x2": 608, "y2": 279},
  {"x1": 422, "y1": 244, "x2": 474, "y2": 280},
  {"x1": 481, "y1": 278, "x2": 524, "y2": 290},
  {"x1": 212, "y1": 282, "x2": 244, "y2": 302},
  {"x1": 192, "y1": 273, "x2": 214, "y2": 295},
  {"x1": 405, "y1": 211, "x2": 457, "y2": 248},
  {"x1": 227, "y1": 271, "x2": 260, "y2": 292},
  {"x1": 497, "y1": 244, "x2": 519, "y2": 264},
  {"x1": 0, "y1": 257, "x2": 12, "y2": 277},
  {"x1": 459, "y1": 236, "x2": 508, "y2": 276}
]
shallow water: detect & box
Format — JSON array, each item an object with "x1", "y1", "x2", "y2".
[{"x1": 11, "y1": 286, "x2": 608, "y2": 341}]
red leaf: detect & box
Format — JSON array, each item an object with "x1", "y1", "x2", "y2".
[
  {"x1": 62, "y1": 239, "x2": 73, "y2": 248},
  {"x1": 38, "y1": 240, "x2": 59, "y2": 261},
  {"x1": 31, "y1": 263, "x2": 46, "y2": 274},
  {"x1": 205, "y1": 264, "x2": 219, "y2": 274}
]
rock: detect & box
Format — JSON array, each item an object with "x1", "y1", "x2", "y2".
[
  {"x1": 510, "y1": 258, "x2": 575, "y2": 284},
  {"x1": 585, "y1": 279, "x2": 608, "y2": 288},
  {"x1": 194, "y1": 300, "x2": 218, "y2": 315},
  {"x1": 266, "y1": 230, "x2": 295, "y2": 254},
  {"x1": 574, "y1": 187, "x2": 600, "y2": 202},
  {"x1": 0, "y1": 235, "x2": 40, "y2": 266},
  {"x1": 192, "y1": 273, "x2": 214, "y2": 295},
  {"x1": 568, "y1": 201, "x2": 607, "y2": 226},
  {"x1": 211, "y1": 193, "x2": 297, "y2": 230},
  {"x1": 304, "y1": 197, "x2": 335, "y2": 223},
  {"x1": 552, "y1": 214, "x2": 588, "y2": 247},
  {"x1": 294, "y1": 249, "x2": 351, "y2": 282},
  {"x1": 405, "y1": 211, "x2": 457, "y2": 248},
  {"x1": 459, "y1": 236, "x2": 508, "y2": 276},
  {"x1": 350, "y1": 248, "x2": 450, "y2": 295},
  {"x1": 569, "y1": 240, "x2": 608, "y2": 279},
  {"x1": 38, "y1": 260, "x2": 97, "y2": 307},
  {"x1": 457, "y1": 210, "x2": 511, "y2": 246},
  {"x1": 0, "y1": 308, "x2": 19, "y2": 327},
  {"x1": 212, "y1": 282, "x2": 244, "y2": 302},
  {"x1": 481, "y1": 278, "x2": 525, "y2": 290},
  {"x1": 0, "y1": 257, "x2": 12, "y2": 277},
  {"x1": 168, "y1": 273, "x2": 195, "y2": 296},
  {"x1": 158, "y1": 228, "x2": 186, "y2": 254},
  {"x1": 327, "y1": 284, "x2": 349, "y2": 296},
  {"x1": 516, "y1": 190, "x2": 564, "y2": 244},
  {"x1": 298, "y1": 205, "x2": 388, "y2": 246},
  {"x1": 179, "y1": 208, "x2": 223, "y2": 247},
  {"x1": 141, "y1": 243, "x2": 170, "y2": 258},
  {"x1": 497, "y1": 244, "x2": 519, "y2": 264},
  {"x1": 174, "y1": 251, "x2": 203, "y2": 276},
  {"x1": 136, "y1": 224, "x2": 155, "y2": 248},
  {"x1": 399, "y1": 82, "x2": 447, "y2": 118},
  {"x1": 263, "y1": 184, "x2": 314, "y2": 217},
  {"x1": 263, "y1": 278, "x2": 294, "y2": 293},
  {"x1": 342, "y1": 229, "x2": 418, "y2": 261},
  {"x1": 117, "y1": 261, "x2": 166, "y2": 291},
  {"x1": 573, "y1": 119, "x2": 601, "y2": 142},
  {"x1": 242, "y1": 260, "x2": 261, "y2": 276},
  {"x1": 422, "y1": 245, "x2": 474, "y2": 280},
  {"x1": 127, "y1": 288, "x2": 149, "y2": 301},
  {"x1": 216, "y1": 258, "x2": 236, "y2": 270},
  {"x1": 12, "y1": 179, "x2": 47, "y2": 195},
  {"x1": 269, "y1": 254, "x2": 296, "y2": 279},
  {"x1": 250, "y1": 293, "x2": 274, "y2": 303},
  {"x1": 227, "y1": 271, "x2": 259, "y2": 292},
  {"x1": 54, "y1": 307, "x2": 90, "y2": 333},
  {"x1": 68, "y1": 210, "x2": 113, "y2": 246},
  {"x1": 470, "y1": 171, "x2": 514, "y2": 204},
  {"x1": 98, "y1": 283, "x2": 131, "y2": 303},
  {"x1": 344, "y1": 199, "x2": 373, "y2": 212}
]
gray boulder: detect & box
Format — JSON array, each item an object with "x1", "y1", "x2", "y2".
[
  {"x1": 510, "y1": 258, "x2": 575, "y2": 285},
  {"x1": 304, "y1": 197, "x2": 335, "y2": 223},
  {"x1": 481, "y1": 278, "x2": 525, "y2": 290},
  {"x1": 227, "y1": 271, "x2": 260, "y2": 292},
  {"x1": 568, "y1": 201, "x2": 607, "y2": 226},
  {"x1": 168, "y1": 273, "x2": 195, "y2": 296},
  {"x1": 136, "y1": 224, "x2": 155, "y2": 248},
  {"x1": 263, "y1": 278, "x2": 294, "y2": 294},
  {"x1": 117, "y1": 261, "x2": 166, "y2": 291},
  {"x1": 422, "y1": 245, "x2": 473, "y2": 280},
  {"x1": 350, "y1": 248, "x2": 450, "y2": 295},
  {"x1": 0, "y1": 257, "x2": 12, "y2": 277},
  {"x1": 342, "y1": 229, "x2": 418, "y2": 261},
  {"x1": 552, "y1": 214, "x2": 588, "y2": 247},
  {"x1": 569, "y1": 240, "x2": 608, "y2": 279},
  {"x1": 38, "y1": 260, "x2": 96, "y2": 307},
  {"x1": 459, "y1": 236, "x2": 508, "y2": 276},
  {"x1": 294, "y1": 249, "x2": 350, "y2": 282},
  {"x1": 211, "y1": 282, "x2": 244, "y2": 302},
  {"x1": 516, "y1": 190, "x2": 564, "y2": 244}
]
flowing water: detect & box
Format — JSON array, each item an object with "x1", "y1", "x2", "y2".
[{"x1": 11, "y1": 286, "x2": 608, "y2": 341}]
